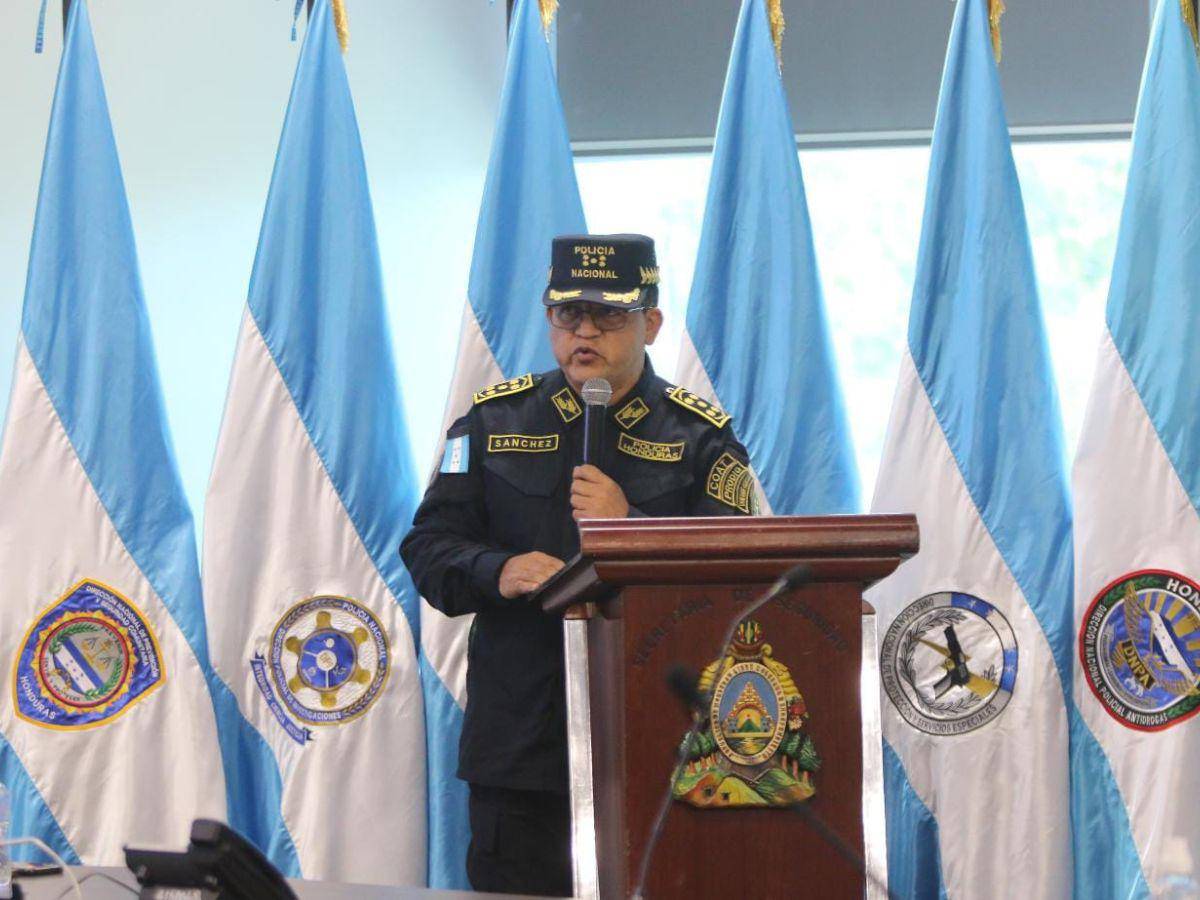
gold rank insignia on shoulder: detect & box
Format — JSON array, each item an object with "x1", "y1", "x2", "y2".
[
  {"x1": 617, "y1": 433, "x2": 684, "y2": 463},
  {"x1": 666, "y1": 386, "x2": 732, "y2": 428},
  {"x1": 614, "y1": 397, "x2": 650, "y2": 430},
  {"x1": 473, "y1": 373, "x2": 537, "y2": 405},
  {"x1": 706, "y1": 452, "x2": 754, "y2": 513},
  {"x1": 551, "y1": 387, "x2": 583, "y2": 423},
  {"x1": 487, "y1": 434, "x2": 560, "y2": 453}
]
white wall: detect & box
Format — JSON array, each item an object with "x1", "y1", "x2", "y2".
[{"x1": 0, "y1": 0, "x2": 507, "y2": 519}]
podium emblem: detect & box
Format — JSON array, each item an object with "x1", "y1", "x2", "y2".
[
  {"x1": 673, "y1": 620, "x2": 820, "y2": 808},
  {"x1": 880, "y1": 591, "x2": 1017, "y2": 736},
  {"x1": 1080, "y1": 570, "x2": 1200, "y2": 731}
]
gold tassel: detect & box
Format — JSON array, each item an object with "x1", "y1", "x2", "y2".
[
  {"x1": 767, "y1": 0, "x2": 786, "y2": 71},
  {"x1": 988, "y1": 0, "x2": 1005, "y2": 64},
  {"x1": 332, "y1": 0, "x2": 349, "y2": 53},
  {"x1": 1182, "y1": 0, "x2": 1200, "y2": 55},
  {"x1": 539, "y1": 0, "x2": 559, "y2": 35}
]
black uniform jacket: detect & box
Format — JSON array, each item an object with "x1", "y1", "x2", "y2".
[{"x1": 400, "y1": 358, "x2": 753, "y2": 793}]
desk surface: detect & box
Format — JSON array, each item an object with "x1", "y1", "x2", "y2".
[{"x1": 13, "y1": 866, "x2": 531, "y2": 899}]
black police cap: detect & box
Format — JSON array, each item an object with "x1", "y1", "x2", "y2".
[{"x1": 542, "y1": 233, "x2": 660, "y2": 310}]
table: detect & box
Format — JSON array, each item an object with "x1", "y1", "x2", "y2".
[{"x1": 13, "y1": 867, "x2": 530, "y2": 899}]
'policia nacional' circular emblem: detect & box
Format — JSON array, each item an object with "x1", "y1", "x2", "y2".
[
  {"x1": 269, "y1": 596, "x2": 390, "y2": 727},
  {"x1": 1080, "y1": 570, "x2": 1200, "y2": 731},
  {"x1": 13, "y1": 580, "x2": 164, "y2": 730},
  {"x1": 881, "y1": 592, "x2": 1018, "y2": 736}
]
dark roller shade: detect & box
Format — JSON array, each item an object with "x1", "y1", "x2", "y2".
[{"x1": 555, "y1": 0, "x2": 1150, "y2": 148}]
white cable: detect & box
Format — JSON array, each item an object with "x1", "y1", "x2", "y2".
[{"x1": 1, "y1": 837, "x2": 81, "y2": 900}]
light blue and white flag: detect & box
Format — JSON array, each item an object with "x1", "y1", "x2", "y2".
[
  {"x1": 420, "y1": 0, "x2": 586, "y2": 887},
  {"x1": 203, "y1": 0, "x2": 425, "y2": 883},
  {"x1": 675, "y1": 0, "x2": 859, "y2": 515},
  {"x1": 865, "y1": 1, "x2": 1074, "y2": 896},
  {"x1": 1071, "y1": 1, "x2": 1200, "y2": 895},
  {"x1": 0, "y1": 0, "x2": 267, "y2": 865}
]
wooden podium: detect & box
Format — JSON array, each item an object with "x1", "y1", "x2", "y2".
[{"x1": 540, "y1": 515, "x2": 918, "y2": 900}]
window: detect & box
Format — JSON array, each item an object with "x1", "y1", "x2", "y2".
[{"x1": 576, "y1": 140, "x2": 1129, "y2": 500}]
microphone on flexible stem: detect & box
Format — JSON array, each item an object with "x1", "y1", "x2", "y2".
[
  {"x1": 580, "y1": 377, "x2": 612, "y2": 467},
  {"x1": 632, "y1": 564, "x2": 817, "y2": 900}
]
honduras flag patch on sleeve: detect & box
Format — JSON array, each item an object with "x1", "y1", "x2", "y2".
[{"x1": 440, "y1": 435, "x2": 469, "y2": 474}]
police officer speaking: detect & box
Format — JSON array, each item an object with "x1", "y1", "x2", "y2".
[{"x1": 400, "y1": 234, "x2": 755, "y2": 897}]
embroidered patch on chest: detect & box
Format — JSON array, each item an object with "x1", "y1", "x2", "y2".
[
  {"x1": 487, "y1": 434, "x2": 560, "y2": 453},
  {"x1": 617, "y1": 433, "x2": 684, "y2": 463}
]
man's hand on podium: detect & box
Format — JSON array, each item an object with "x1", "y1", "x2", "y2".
[
  {"x1": 499, "y1": 551, "x2": 566, "y2": 599},
  {"x1": 570, "y1": 464, "x2": 630, "y2": 521}
]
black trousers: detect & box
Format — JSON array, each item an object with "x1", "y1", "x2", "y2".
[{"x1": 466, "y1": 783, "x2": 573, "y2": 898}]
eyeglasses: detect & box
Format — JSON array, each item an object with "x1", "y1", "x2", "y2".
[{"x1": 549, "y1": 303, "x2": 641, "y2": 333}]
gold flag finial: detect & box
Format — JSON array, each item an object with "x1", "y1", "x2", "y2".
[
  {"x1": 1182, "y1": 0, "x2": 1200, "y2": 55},
  {"x1": 331, "y1": 0, "x2": 349, "y2": 53},
  {"x1": 539, "y1": 0, "x2": 560, "y2": 35},
  {"x1": 988, "y1": 0, "x2": 1005, "y2": 63},
  {"x1": 767, "y1": 0, "x2": 786, "y2": 70}
]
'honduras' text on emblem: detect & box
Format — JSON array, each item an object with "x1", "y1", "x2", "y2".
[
  {"x1": 14, "y1": 580, "x2": 165, "y2": 730},
  {"x1": 250, "y1": 596, "x2": 391, "y2": 745},
  {"x1": 1080, "y1": 570, "x2": 1200, "y2": 732},
  {"x1": 880, "y1": 592, "x2": 1018, "y2": 736}
]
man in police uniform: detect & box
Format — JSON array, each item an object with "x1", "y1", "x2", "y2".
[{"x1": 401, "y1": 234, "x2": 754, "y2": 897}]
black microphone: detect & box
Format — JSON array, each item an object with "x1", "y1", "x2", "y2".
[
  {"x1": 580, "y1": 377, "x2": 611, "y2": 466},
  {"x1": 632, "y1": 564, "x2": 815, "y2": 899}
]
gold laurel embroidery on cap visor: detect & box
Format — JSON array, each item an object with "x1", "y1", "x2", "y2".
[
  {"x1": 617, "y1": 433, "x2": 684, "y2": 463},
  {"x1": 487, "y1": 434, "x2": 560, "y2": 453},
  {"x1": 551, "y1": 387, "x2": 583, "y2": 423},
  {"x1": 601, "y1": 288, "x2": 641, "y2": 305},
  {"x1": 614, "y1": 397, "x2": 650, "y2": 430},
  {"x1": 667, "y1": 386, "x2": 732, "y2": 428},
  {"x1": 706, "y1": 452, "x2": 753, "y2": 513},
  {"x1": 639, "y1": 266, "x2": 660, "y2": 285},
  {"x1": 547, "y1": 289, "x2": 583, "y2": 303},
  {"x1": 473, "y1": 373, "x2": 535, "y2": 404}
]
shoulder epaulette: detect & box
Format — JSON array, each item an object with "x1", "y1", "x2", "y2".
[
  {"x1": 473, "y1": 373, "x2": 539, "y2": 405},
  {"x1": 665, "y1": 386, "x2": 731, "y2": 428}
]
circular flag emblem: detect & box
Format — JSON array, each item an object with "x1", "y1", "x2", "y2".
[
  {"x1": 269, "y1": 596, "x2": 389, "y2": 726},
  {"x1": 14, "y1": 580, "x2": 164, "y2": 730},
  {"x1": 1079, "y1": 570, "x2": 1200, "y2": 731},
  {"x1": 880, "y1": 592, "x2": 1018, "y2": 736}
]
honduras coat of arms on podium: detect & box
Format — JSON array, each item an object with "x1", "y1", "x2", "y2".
[{"x1": 672, "y1": 620, "x2": 820, "y2": 808}]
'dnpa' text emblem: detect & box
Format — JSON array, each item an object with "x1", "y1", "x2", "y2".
[
  {"x1": 14, "y1": 580, "x2": 164, "y2": 730},
  {"x1": 673, "y1": 620, "x2": 819, "y2": 808},
  {"x1": 1080, "y1": 570, "x2": 1200, "y2": 731},
  {"x1": 881, "y1": 592, "x2": 1018, "y2": 736},
  {"x1": 251, "y1": 596, "x2": 390, "y2": 745}
]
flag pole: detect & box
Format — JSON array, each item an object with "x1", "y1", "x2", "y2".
[{"x1": 62, "y1": 0, "x2": 71, "y2": 34}]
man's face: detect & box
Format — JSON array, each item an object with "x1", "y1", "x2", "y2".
[{"x1": 547, "y1": 302, "x2": 664, "y2": 396}]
